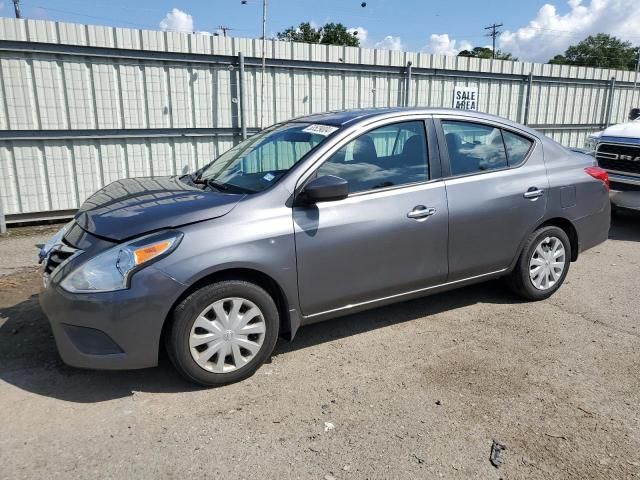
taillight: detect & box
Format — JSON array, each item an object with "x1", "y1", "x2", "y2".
[{"x1": 585, "y1": 166, "x2": 609, "y2": 191}]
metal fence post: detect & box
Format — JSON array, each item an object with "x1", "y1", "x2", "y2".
[
  {"x1": 631, "y1": 48, "x2": 640, "y2": 113},
  {"x1": 523, "y1": 72, "x2": 533, "y2": 126},
  {"x1": 405, "y1": 61, "x2": 413, "y2": 107},
  {"x1": 238, "y1": 52, "x2": 247, "y2": 141},
  {"x1": 604, "y1": 76, "x2": 616, "y2": 127},
  {"x1": 0, "y1": 202, "x2": 6, "y2": 235}
]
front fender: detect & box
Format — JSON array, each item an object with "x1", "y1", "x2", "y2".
[{"x1": 151, "y1": 215, "x2": 302, "y2": 339}]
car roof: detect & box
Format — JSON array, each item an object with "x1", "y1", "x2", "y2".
[
  {"x1": 294, "y1": 108, "x2": 409, "y2": 126},
  {"x1": 293, "y1": 107, "x2": 540, "y2": 136}
]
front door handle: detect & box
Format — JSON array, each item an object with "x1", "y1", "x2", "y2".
[
  {"x1": 523, "y1": 187, "x2": 544, "y2": 199},
  {"x1": 407, "y1": 206, "x2": 436, "y2": 220}
]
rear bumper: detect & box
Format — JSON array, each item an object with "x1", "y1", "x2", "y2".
[
  {"x1": 40, "y1": 266, "x2": 184, "y2": 370},
  {"x1": 610, "y1": 190, "x2": 640, "y2": 211},
  {"x1": 607, "y1": 172, "x2": 640, "y2": 211},
  {"x1": 574, "y1": 201, "x2": 611, "y2": 255}
]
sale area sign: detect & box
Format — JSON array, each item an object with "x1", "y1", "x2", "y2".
[{"x1": 453, "y1": 86, "x2": 478, "y2": 111}]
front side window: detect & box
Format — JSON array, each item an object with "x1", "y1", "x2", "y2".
[
  {"x1": 442, "y1": 121, "x2": 508, "y2": 176},
  {"x1": 198, "y1": 122, "x2": 336, "y2": 193},
  {"x1": 316, "y1": 121, "x2": 429, "y2": 194}
]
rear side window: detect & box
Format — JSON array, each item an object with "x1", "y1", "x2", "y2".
[
  {"x1": 442, "y1": 121, "x2": 507, "y2": 175},
  {"x1": 317, "y1": 121, "x2": 428, "y2": 194},
  {"x1": 502, "y1": 130, "x2": 533, "y2": 166}
]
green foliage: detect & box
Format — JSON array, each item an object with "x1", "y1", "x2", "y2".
[
  {"x1": 548, "y1": 34, "x2": 639, "y2": 70},
  {"x1": 457, "y1": 46, "x2": 517, "y2": 61},
  {"x1": 548, "y1": 54, "x2": 568, "y2": 65},
  {"x1": 277, "y1": 22, "x2": 359, "y2": 47},
  {"x1": 276, "y1": 22, "x2": 321, "y2": 44},
  {"x1": 319, "y1": 23, "x2": 359, "y2": 47}
]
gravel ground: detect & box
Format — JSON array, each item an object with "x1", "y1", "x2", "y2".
[
  {"x1": 0, "y1": 224, "x2": 61, "y2": 276},
  {"x1": 0, "y1": 213, "x2": 639, "y2": 479}
]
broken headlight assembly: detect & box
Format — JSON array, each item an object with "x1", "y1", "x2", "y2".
[{"x1": 60, "y1": 230, "x2": 183, "y2": 293}]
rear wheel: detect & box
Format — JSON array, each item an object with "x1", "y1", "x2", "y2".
[
  {"x1": 507, "y1": 226, "x2": 571, "y2": 300},
  {"x1": 166, "y1": 280, "x2": 279, "y2": 386}
]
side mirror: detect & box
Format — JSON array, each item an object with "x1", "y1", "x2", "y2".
[{"x1": 302, "y1": 175, "x2": 349, "y2": 203}]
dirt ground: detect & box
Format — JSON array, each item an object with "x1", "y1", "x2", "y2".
[{"x1": 0, "y1": 213, "x2": 639, "y2": 479}]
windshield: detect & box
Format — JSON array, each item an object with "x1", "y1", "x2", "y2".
[{"x1": 197, "y1": 122, "x2": 338, "y2": 193}]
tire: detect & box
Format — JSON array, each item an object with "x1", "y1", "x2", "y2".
[
  {"x1": 166, "y1": 280, "x2": 280, "y2": 386},
  {"x1": 507, "y1": 226, "x2": 571, "y2": 301}
]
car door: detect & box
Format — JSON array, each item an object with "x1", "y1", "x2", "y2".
[
  {"x1": 436, "y1": 117, "x2": 548, "y2": 280},
  {"x1": 293, "y1": 118, "x2": 449, "y2": 318}
]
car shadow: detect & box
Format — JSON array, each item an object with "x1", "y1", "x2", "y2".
[
  {"x1": 0, "y1": 293, "x2": 203, "y2": 403},
  {"x1": 609, "y1": 209, "x2": 640, "y2": 242},
  {"x1": 273, "y1": 280, "x2": 521, "y2": 356},
  {"x1": 0, "y1": 280, "x2": 521, "y2": 403},
  {"x1": 1, "y1": 211, "x2": 637, "y2": 404}
]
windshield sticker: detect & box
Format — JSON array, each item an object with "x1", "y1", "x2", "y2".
[
  {"x1": 302, "y1": 124, "x2": 339, "y2": 136},
  {"x1": 263, "y1": 173, "x2": 275, "y2": 182}
]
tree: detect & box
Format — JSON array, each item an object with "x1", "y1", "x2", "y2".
[
  {"x1": 320, "y1": 23, "x2": 359, "y2": 47},
  {"x1": 458, "y1": 46, "x2": 517, "y2": 61},
  {"x1": 277, "y1": 22, "x2": 360, "y2": 47},
  {"x1": 276, "y1": 22, "x2": 321, "y2": 44},
  {"x1": 548, "y1": 34, "x2": 639, "y2": 70}
]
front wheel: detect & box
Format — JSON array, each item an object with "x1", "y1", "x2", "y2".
[
  {"x1": 166, "y1": 280, "x2": 280, "y2": 386},
  {"x1": 507, "y1": 226, "x2": 571, "y2": 301}
]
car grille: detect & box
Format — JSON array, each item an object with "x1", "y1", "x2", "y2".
[
  {"x1": 43, "y1": 243, "x2": 78, "y2": 276},
  {"x1": 596, "y1": 143, "x2": 640, "y2": 176}
]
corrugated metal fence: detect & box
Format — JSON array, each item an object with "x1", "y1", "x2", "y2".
[{"x1": 0, "y1": 17, "x2": 638, "y2": 223}]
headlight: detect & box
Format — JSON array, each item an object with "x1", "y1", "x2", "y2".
[
  {"x1": 60, "y1": 230, "x2": 183, "y2": 293},
  {"x1": 584, "y1": 132, "x2": 601, "y2": 153}
]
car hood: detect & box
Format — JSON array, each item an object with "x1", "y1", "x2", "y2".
[
  {"x1": 600, "y1": 119, "x2": 640, "y2": 139},
  {"x1": 74, "y1": 177, "x2": 244, "y2": 241}
]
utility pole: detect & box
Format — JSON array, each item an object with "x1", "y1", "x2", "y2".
[
  {"x1": 260, "y1": 0, "x2": 267, "y2": 129},
  {"x1": 12, "y1": 0, "x2": 21, "y2": 18},
  {"x1": 239, "y1": 0, "x2": 268, "y2": 128},
  {"x1": 484, "y1": 23, "x2": 503, "y2": 59},
  {"x1": 217, "y1": 26, "x2": 232, "y2": 37}
]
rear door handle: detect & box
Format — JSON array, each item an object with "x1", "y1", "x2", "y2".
[
  {"x1": 523, "y1": 188, "x2": 544, "y2": 199},
  {"x1": 407, "y1": 206, "x2": 436, "y2": 220}
]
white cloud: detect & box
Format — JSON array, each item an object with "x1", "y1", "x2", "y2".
[
  {"x1": 348, "y1": 26, "x2": 368, "y2": 45},
  {"x1": 374, "y1": 35, "x2": 404, "y2": 51},
  {"x1": 499, "y1": 0, "x2": 640, "y2": 62},
  {"x1": 424, "y1": 33, "x2": 473, "y2": 56},
  {"x1": 159, "y1": 8, "x2": 194, "y2": 33},
  {"x1": 459, "y1": 41, "x2": 474, "y2": 52}
]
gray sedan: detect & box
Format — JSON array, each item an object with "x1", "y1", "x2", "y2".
[{"x1": 39, "y1": 108, "x2": 610, "y2": 386}]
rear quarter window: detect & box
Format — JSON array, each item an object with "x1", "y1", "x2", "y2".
[
  {"x1": 503, "y1": 130, "x2": 534, "y2": 167},
  {"x1": 442, "y1": 121, "x2": 508, "y2": 175}
]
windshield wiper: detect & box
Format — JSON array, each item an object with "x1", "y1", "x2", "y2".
[
  {"x1": 195, "y1": 176, "x2": 254, "y2": 194},
  {"x1": 188, "y1": 171, "x2": 204, "y2": 184},
  {"x1": 187, "y1": 173, "x2": 228, "y2": 192},
  {"x1": 204, "y1": 179, "x2": 229, "y2": 191}
]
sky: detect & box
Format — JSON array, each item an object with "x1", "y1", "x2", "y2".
[{"x1": 2, "y1": 0, "x2": 640, "y2": 63}]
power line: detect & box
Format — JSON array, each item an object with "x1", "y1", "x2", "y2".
[
  {"x1": 33, "y1": 5, "x2": 251, "y2": 34},
  {"x1": 484, "y1": 23, "x2": 503, "y2": 59},
  {"x1": 34, "y1": 6, "x2": 161, "y2": 30}
]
